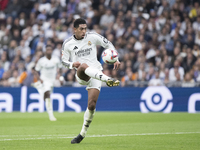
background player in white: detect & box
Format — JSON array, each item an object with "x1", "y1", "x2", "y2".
[
  {"x1": 62, "y1": 18, "x2": 121, "y2": 144},
  {"x1": 33, "y1": 45, "x2": 61, "y2": 121}
]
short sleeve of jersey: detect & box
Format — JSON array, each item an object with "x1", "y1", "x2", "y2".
[{"x1": 35, "y1": 59, "x2": 42, "y2": 71}]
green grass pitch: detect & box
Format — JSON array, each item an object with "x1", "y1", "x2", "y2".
[{"x1": 0, "y1": 112, "x2": 199, "y2": 150}]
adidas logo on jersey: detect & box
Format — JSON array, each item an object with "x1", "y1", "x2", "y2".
[{"x1": 73, "y1": 46, "x2": 78, "y2": 50}]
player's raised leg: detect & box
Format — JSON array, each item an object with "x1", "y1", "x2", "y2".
[
  {"x1": 44, "y1": 91, "x2": 57, "y2": 121},
  {"x1": 78, "y1": 63, "x2": 120, "y2": 87},
  {"x1": 71, "y1": 88, "x2": 99, "y2": 144}
]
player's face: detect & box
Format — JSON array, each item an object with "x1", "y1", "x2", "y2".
[
  {"x1": 74, "y1": 24, "x2": 87, "y2": 40},
  {"x1": 46, "y1": 47, "x2": 53, "y2": 57}
]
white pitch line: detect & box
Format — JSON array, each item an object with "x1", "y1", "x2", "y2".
[
  {"x1": 0, "y1": 134, "x2": 75, "y2": 137},
  {"x1": 0, "y1": 132, "x2": 200, "y2": 142}
]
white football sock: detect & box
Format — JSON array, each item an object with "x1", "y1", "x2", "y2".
[
  {"x1": 80, "y1": 108, "x2": 95, "y2": 137},
  {"x1": 85, "y1": 67, "x2": 110, "y2": 82},
  {"x1": 45, "y1": 98, "x2": 56, "y2": 121}
]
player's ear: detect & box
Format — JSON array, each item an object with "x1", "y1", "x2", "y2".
[{"x1": 74, "y1": 27, "x2": 77, "y2": 33}]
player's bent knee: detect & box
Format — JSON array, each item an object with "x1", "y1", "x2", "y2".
[
  {"x1": 81, "y1": 63, "x2": 88, "y2": 68},
  {"x1": 88, "y1": 100, "x2": 96, "y2": 111},
  {"x1": 44, "y1": 91, "x2": 50, "y2": 99},
  {"x1": 78, "y1": 63, "x2": 88, "y2": 72}
]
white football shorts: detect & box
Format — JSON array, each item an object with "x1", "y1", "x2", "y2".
[
  {"x1": 75, "y1": 73, "x2": 102, "y2": 91},
  {"x1": 43, "y1": 80, "x2": 54, "y2": 93},
  {"x1": 33, "y1": 80, "x2": 54, "y2": 97}
]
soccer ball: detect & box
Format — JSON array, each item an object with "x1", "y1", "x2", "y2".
[{"x1": 102, "y1": 49, "x2": 118, "y2": 64}]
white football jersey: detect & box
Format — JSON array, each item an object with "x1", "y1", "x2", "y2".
[
  {"x1": 35, "y1": 56, "x2": 61, "y2": 82},
  {"x1": 61, "y1": 32, "x2": 116, "y2": 70}
]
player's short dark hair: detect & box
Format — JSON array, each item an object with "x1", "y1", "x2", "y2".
[
  {"x1": 74, "y1": 18, "x2": 86, "y2": 28},
  {"x1": 46, "y1": 45, "x2": 53, "y2": 49}
]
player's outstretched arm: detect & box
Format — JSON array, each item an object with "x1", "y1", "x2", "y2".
[
  {"x1": 91, "y1": 32, "x2": 120, "y2": 70},
  {"x1": 113, "y1": 61, "x2": 120, "y2": 70}
]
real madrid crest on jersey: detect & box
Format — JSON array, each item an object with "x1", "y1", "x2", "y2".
[{"x1": 88, "y1": 41, "x2": 92, "y2": 46}]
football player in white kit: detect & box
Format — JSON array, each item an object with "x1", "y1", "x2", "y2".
[
  {"x1": 62, "y1": 18, "x2": 121, "y2": 144},
  {"x1": 33, "y1": 45, "x2": 61, "y2": 121}
]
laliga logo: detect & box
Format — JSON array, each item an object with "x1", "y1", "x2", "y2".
[{"x1": 140, "y1": 86, "x2": 173, "y2": 113}]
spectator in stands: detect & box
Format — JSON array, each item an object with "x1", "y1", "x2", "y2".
[
  {"x1": 19, "y1": 12, "x2": 26, "y2": 29},
  {"x1": 100, "y1": 9, "x2": 115, "y2": 29},
  {"x1": 195, "y1": 30, "x2": 200, "y2": 46},
  {"x1": 17, "y1": 61, "x2": 25, "y2": 75},
  {"x1": 134, "y1": 34, "x2": 146, "y2": 51},
  {"x1": 169, "y1": 60, "x2": 184, "y2": 81},
  {"x1": 121, "y1": 67, "x2": 137, "y2": 87},
  {"x1": 0, "y1": 71, "x2": 10, "y2": 87},
  {"x1": 182, "y1": 50, "x2": 197, "y2": 72},
  {"x1": 12, "y1": 28, "x2": 21, "y2": 44},
  {"x1": 15, "y1": 48, "x2": 23, "y2": 61},
  {"x1": 193, "y1": 60, "x2": 200, "y2": 81},
  {"x1": 165, "y1": 33, "x2": 179, "y2": 55},
  {"x1": 66, "y1": 0, "x2": 77, "y2": 15},
  {"x1": 64, "y1": 69, "x2": 76, "y2": 83},
  {"x1": 8, "y1": 69, "x2": 20, "y2": 87},
  {"x1": 148, "y1": 18, "x2": 160, "y2": 36},
  {"x1": 181, "y1": 16, "x2": 190, "y2": 32},
  {"x1": 192, "y1": 44, "x2": 200, "y2": 57},
  {"x1": 0, "y1": 25, "x2": 6, "y2": 44},
  {"x1": 52, "y1": 43, "x2": 62, "y2": 59},
  {"x1": 148, "y1": 70, "x2": 163, "y2": 86},
  {"x1": 157, "y1": 0, "x2": 170, "y2": 16},
  {"x1": 192, "y1": 16, "x2": 200, "y2": 32},
  {"x1": 170, "y1": 22, "x2": 184, "y2": 38},
  {"x1": 78, "y1": 0, "x2": 91, "y2": 13},
  {"x1": 24, "y1": 55, "x2": 31, "y2": 70},
  {"x1": 111, "y1": 69, "x2": 118, "y2": 79},
  {"x1": 133, "y1": 52, "x2": 147, "y2": 72},
  {"x1": 4, "y1": 0, "x2": 21, "y2": 18},
  {"x1": 189, "y1": 2, "x2": 200, "y2": 19},
  {"x1": 146, "y1": 66, "x2": 155, "y2": 81},
  {"x1": 150, "y1": 33, "x2": 159, "y2": 48},
  {"x1": 1, "y1": 52, "x2": 10, "y2": 71},
  {"x1": 117, "y1": 61, "x2": 125, "y2": 78},
  {"x1": 171, "y1": 46, "x2": 181, "y2": 64},
  {"x1": 38, "y1": 0, "x2": 51, "y2": 14},
  {"x1": 159, "y1": 62, "x2": 166, "y2": 81},
  {"x1": 0, "y1": 29, "x2": 11, "y2": 47},
  {"x1": 47, "y1": 0, "x2": 59, "y2": 20},
  {"x1": 185, "y1": 34, "x2": 195, "y2": 49},
  {"x1": 137, "y1": 63, "x2": 146, "y2": 81},
  {"x1": 7, "y1": 40, "x2": 18, "y2": 61},
  {"x1": 5, "y1": 16, "x2": 13, "y2": 30},
  {"x1": 126, "y1": 0, "x2": 134, "y2": 12},
  {"x1": 130, "y1": 23, "x2": 139, "y2": 38},
  {"x1": 16, "y1": 40, "x2": 31, "y2": 60},
  {"x1": 115, "y1": 21, "x2": 125, "y2": 38},
  {"x1": 182, "y1": 72, "x2": 195, "y2": 87},
  {"x1": 158, "y1": 27, "x2": 170, "y2": 43},
  {"x1": 163, "y1": 68, "x2": 170, "y2": 85}
]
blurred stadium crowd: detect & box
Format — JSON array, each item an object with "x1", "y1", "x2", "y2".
[{"x1": 0, "y1": 0, "x2": 200, "y2": 87}]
